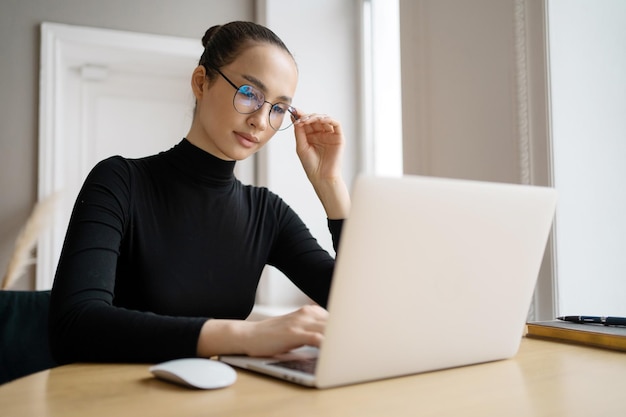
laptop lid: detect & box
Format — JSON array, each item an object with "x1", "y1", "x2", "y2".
[{"x1": 222, "y1": 175, "x2": 558, "y2": 389}]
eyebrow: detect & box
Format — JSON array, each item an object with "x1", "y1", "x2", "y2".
[{"x1": 241, "y1": 74, "x2": 293, "y2": 104}]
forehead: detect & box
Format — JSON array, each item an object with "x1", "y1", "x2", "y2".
[{"x1": 227, "y1": 43, "x2": 298, "y2": 101}]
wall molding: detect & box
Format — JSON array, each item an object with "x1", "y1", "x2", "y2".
[
  {"x1": 514, "y1": 0, "x2": 532, "y2": 187},
  {"x1": 519, "y1": 0, "x2": 556, "y2": 321}
]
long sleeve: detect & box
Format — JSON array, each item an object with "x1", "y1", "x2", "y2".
[{"x1": 49, "y1": 157, "x2": 206, "y2": 364}]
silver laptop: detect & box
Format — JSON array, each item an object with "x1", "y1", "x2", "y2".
[{"x1": 220, "y1": 174, "x2": 557, "y2": 388}]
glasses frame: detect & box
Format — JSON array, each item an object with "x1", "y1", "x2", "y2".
[{"x1": 212, "y1": 68, "x2": 298, "y2": 131}]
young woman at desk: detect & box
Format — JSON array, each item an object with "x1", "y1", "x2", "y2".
[{"x1": 49, "y1": 21, "x2": 351, "y2": 363}]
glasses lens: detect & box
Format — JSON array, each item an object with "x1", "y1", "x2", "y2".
[
  {"x1": 232, "y1": 83, "x2": 296, "y2": 131},
  {"x1": 234, "y1": 85, "x2": 263, "y2": 114},
  {"x1": 269, "y1": 104, "x2": 296, "y2": 131}
]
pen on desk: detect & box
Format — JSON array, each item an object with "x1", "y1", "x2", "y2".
[{"x1": 557, "y1": 316, "x2": 626, "y2": 327}]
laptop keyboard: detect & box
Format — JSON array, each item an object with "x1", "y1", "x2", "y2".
[{"x1": 270, "y1": 358, "x2": 318, "y2": 375}]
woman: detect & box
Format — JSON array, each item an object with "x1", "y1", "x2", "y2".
[{"x1": 49, "y1": 21, "x2": 351, "y2": 363}]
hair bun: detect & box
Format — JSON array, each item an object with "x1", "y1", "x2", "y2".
[
  {"x1": 202, "y1": 25, "x2": 222, "y2": 48},
  {"x1": 197, "y1": 21, "x2": 293, "y2": 71}
]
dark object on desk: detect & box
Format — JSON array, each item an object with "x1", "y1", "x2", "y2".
[
  {"x1": 557, "y1": 315, "x2": 626, "y2": 326},
  {"x1": 526, "y1": 320, "x2": 626, "y2": 352},
  {"x1": 0, "y1": 290, "x2": 58, "y2": 384}
]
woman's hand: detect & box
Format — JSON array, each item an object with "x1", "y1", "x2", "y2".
[
  {"x1": 293, "y1": 113, "x2": 344, "y2": 182},
  {"x1": 243, "y1": 305, "x2": 328, "y2": 357},
  {"x1": 197, "y1": 305, "x2": 328, "y2": 358},
  {"x1": 293, "y1": 113, "x2": 351, "y2": 219}
]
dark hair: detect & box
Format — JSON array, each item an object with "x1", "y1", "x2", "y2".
[{"x1": 199, "y1": 21, "x2": 295, "y2": 80}]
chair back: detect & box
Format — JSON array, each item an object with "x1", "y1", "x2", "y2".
[{"x1": 0, "y1": 290, "x2": 57, "y2": 384}]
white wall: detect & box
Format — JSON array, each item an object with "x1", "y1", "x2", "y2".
[{"x1": 548, "y1": 0, "x2": 626, "y2": 316}]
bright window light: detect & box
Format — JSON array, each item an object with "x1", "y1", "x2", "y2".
[{"x1": 361, "y1": 0, "x2": 403, "y2": 176}]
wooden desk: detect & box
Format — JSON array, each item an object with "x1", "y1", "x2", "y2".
[{"x1": 1, "y1": 338, "x2": 624, "y2": 417}]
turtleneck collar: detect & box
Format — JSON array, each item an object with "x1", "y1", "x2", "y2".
[{"x1": 166, "y1": 138, "x2": 236, "y2": 186}]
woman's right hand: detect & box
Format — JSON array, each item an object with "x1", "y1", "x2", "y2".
[
  {"x1": 197, "y1": 305, "x2": 328, "y2": 358},
  {"x1": 243, "y1": 305, "x2": 328, "y2": 357}
]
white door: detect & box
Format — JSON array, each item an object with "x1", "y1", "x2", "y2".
[
  {"x1": 38, "y1": 23, "x2": 254, "y2": 289},
  {"x1": 80, "y1": 68, "x2": 192, "y2": 162}
]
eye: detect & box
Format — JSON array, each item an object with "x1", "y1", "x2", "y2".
[
  {"x1": 239, "y1": 85, "x2": 265, "y2": 103},
  {"x1": 271, "y1": 104, "x2": 287, "y2": 116}
]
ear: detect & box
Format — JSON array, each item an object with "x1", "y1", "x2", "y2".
[{"x1": 191, "y1": 65, "x2": 208, "y2": 100}]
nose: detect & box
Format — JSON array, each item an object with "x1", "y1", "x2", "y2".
[{"x1": 246, "y1": 102, "x2": 271, "y2": 131}]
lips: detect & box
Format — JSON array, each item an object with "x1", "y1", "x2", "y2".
[{"x1": 234, "y1": 131, "x2": 259, "y2": 148}]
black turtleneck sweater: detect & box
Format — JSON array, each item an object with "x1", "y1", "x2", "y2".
[{"x1": 49, "y1": 139, "x2": 342, "y2": 364}]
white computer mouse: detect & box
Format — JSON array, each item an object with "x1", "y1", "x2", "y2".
[{"x1": 150, "y1": 358, "x2": 237, "y2": 389}]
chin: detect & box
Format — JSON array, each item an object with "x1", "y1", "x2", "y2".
[{"x1": 228, "y1": 148, "x2": 258, "y2": 162}]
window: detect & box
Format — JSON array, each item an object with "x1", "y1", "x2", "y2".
[{"x1": 361, "y1": 0, "x2": 403, "y2": 176}]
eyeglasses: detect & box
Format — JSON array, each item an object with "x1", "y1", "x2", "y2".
[{"x1": 213, "y1": 68, "x2": 298, "y2": 131}]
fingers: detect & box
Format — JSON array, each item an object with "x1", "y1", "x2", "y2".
[
  {"x1": 288, "y1": 305, "x2": 328, "y2": 338},
  {"x1": 288, "y1": 305, "x2": 328, "y2": 349},
  {"x1": 294, "y1": 113, "x2": 342, "y2": 136}
]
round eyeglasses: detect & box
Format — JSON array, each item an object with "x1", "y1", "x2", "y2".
[{"x1": 213, "y1": 68, "x2": 298, "y2": 131}]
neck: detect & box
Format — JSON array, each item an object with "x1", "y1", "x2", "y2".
[{"x1": 185, "y1": 128, "x2": 234, "y2": 162}]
